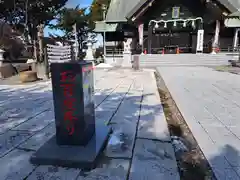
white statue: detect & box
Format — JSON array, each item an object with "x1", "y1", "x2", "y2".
[
  {"x1": 84, "y1": 34, "x2": 95, "y2": 61},
  {"x1": 123, "y1": 38, "x2": 132, "y2": 53}
]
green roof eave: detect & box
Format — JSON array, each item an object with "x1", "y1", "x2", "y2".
[
  {"x1": 105, "y1": 0, "x2": 142, "y2": 23},
  {"x1": 126, "y1": 0, "x2": 147, "y2": 20},
  {"x1": 217, "y1": 0, "x2": 240, "y2": 13},
  {"x1": 126, "y1": 0, "x2": 157, "y2": 20},
  {"x1": 229, "y1": 11, "x2": 240, "y2": 17}
]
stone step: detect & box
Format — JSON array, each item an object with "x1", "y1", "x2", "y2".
[
  {"x1": 135, "y1": 54, "x2": 233, "y2": 67},
  {"x1": 140, "y1": 59, "x2": 228, "y2": 63},
  {"x1": 139, "y1": 62, "x2": 229, "y2": 64},
  {"x1": 140, "y1": 61, "x2": 229, "y2": 63},
  {"x1": 139, "y1": 64, "x2": 229, "y2": 66},
  {"x1": 138, "y1": 57, "x2": 231, "y2": 59},
  {"x1": 139, "y1": 59, "x2": 230, "y2": 62},
  {"x1": 141, "y1": 62, "x2": 231, "y2": 64},
  {"x1": 139, "y1": 60, "x2": 229, "y2": 62}
]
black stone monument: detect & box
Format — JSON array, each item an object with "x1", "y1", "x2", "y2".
[{"x1": 30, "y1": 61, "x2": 111, "y2": 169}]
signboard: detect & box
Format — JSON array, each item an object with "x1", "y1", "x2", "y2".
[
  {"x1": 138, "y1": 24, "x2": 144, "y2": 45},
  {"x1": 196, "y1": 29, "x2": 204, "y2": 52},
  {"x1": 172, "y1": 7, "x2": 180, "y2": 19}
]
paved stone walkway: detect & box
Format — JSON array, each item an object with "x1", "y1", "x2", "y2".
[
  {"x1": 158, "y1": 66, "x2": 240, "y2": 180},
  {"x1": 0, "y1": 69, "x2": 179, "y2": 180}
]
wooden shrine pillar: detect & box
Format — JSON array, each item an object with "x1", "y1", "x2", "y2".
[
  {"x1": 138, "y1": 23, "x2": 144, "y2": 54},
  {"x1": 233, "y1": 28, "x2": 240, "y2": 51},
  {"x1": 211, "y1": 20, "x2": 220, "y2": 54}
]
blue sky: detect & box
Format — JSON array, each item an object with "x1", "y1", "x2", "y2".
[
  {"x1": 44, "y1": 0, "x2": 103, "y2": 47},
  {"x1": 44, "y1": 0, "x2": 92, "y2": 37},
  {"x1": 65, "y1": 0, "x2": 92, "y2": 8}
]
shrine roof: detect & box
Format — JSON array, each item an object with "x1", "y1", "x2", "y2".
[
  {"x1": 217, "y1": 0, "x2": 240, "y2": 15},
  {"x1": 105, "y1": 0, "x2": 240, "y2": 23},
  {"x1": 105, "y1": 0, "x2": 142, "y2": 22}
]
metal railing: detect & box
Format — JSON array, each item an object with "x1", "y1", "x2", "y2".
[
  {"x1": 106, "y1": 45, "x2": 240, "y2": 56},
  {"x1": 135, "y1": 45, "x2": 240, "y2": 54},
  {"x1": 226, "y1": 46, "x2": 240, "y2": 52},
  {"x1": 137, "y1": 46, "x2": 195, "y2": 54},
  {"x1": 106, "y1": 48, "x2": 123, "y2": 57}
]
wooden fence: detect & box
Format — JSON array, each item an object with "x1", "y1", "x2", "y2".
[{"x1": 44, "y1": 44, "x2": 74, "y2": 78}]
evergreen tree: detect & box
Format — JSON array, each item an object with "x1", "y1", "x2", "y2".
[{"x1": 0, "y1": 0, "x2": 67, "y2": 39}]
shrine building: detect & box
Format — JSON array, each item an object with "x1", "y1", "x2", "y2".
[{"x1": 94, "y1": 0, "x2": 240, "y2": 55}]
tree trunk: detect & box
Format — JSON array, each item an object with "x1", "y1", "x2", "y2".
[
  {"x1": 27, "y1": 24, "x2": 33, "y2": 44},
  {"x1": 37, "y1": 24, "x2": 44, "y2": 63},
  {"x1": 30, "y1": 25, "x2": 39, "y2": 62}
]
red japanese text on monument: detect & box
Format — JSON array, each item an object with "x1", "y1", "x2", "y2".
[
  {"x1": 60, "y1": 71, "x2": 76, "y2": 82},
  {"x1": 60, "y1": 71, "x2": 77, "y2": 135},
  {"x1": 60, "y1": 83, "x2": 74, "y2": 97}
]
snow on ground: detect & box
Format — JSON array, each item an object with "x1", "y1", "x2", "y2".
[{"x1": 96, "y1": 63, "x2": 113, "y2": 68}]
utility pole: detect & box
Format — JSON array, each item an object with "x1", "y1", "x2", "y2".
[{"x1": 102, "y1": 4, "x2": 107, "y2": 60}]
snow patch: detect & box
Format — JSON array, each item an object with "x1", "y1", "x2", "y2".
[{"x1": 96, "y1": 63, "x2": 113, "y2": 68}]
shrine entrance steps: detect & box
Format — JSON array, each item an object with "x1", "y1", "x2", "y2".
[{"x1": 137, "y1": 53, "x2": 237, "y2": 67}]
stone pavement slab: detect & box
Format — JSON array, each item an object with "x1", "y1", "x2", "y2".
[
  {"x1": 137, "y1": 72, "x2": 170, "y2": 142},
  {"x1": 77, "y1": 159, "x2": 130, "y2": 180},
  {"x1": 0, "y1": 149, "x2": 36, "y2": 180},
  {"x1": 0, "y1": 130, "x2": 34, "y2": 157},
  {"x1": 95, "y1": 80, "x2": 133, "y2": 126},
  {"x1": 27, "y1": 165, "x2": 80, "y2": 180},
  {"x1": 105, "y1": 80, "x2": 143, "y2": 159},
  {"x1": 94, "y1": 75, "x2": 125, "y2": 107},
  {"x1": 0, "y1": 101, "x2": 53, "y2": 134},
  {"x1": 158, "y1": 66, "x2": 240, "y2": 180},
  {"x1": 0, "y1": 69, "x2": 177, "y2": 180},
  {"x1": 128, "y1": 139, "x2": 180, "y2": 180},
  {"x1": 19, "y1": 123, "x2": 56, "y2": 151},
  {"x1": 12, "y1": 110, "x2": 54, "y2": 132}
]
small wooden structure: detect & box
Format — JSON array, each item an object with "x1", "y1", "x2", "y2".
[
  {"x1": 44, "y1": 44, "x2": 74, "y2": 79},
  {"x1": 19, "y1": 71, "x2": 38, "y2": 83}
]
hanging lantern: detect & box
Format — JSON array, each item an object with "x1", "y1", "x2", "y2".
[
  {"x1": 164, "y1": 22, "x2": 167, "y2": 28},
  {"x1": 183, "y1": 21, "x2": 187, "y2": 27},
  {"x1": 191, "y1": 20, "x2": 195, "y2": 28},
  {"x1": 173, "y1": 21, "x2": 177, "y2": 27},
  {"x1": 155, "y1": 23, "x2": 159, "y2": 29}
]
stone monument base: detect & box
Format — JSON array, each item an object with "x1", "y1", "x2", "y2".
[
  {"x1": 30, "y1": 124, "x2": 111, "y2": 169},
  {"x1": 122, "y1": 52, "x2": 132, "y2": 67}
]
